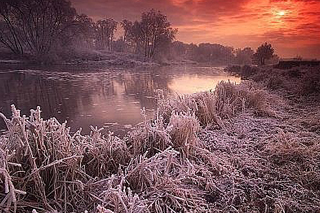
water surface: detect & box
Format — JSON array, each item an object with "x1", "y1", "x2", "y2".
[{"x1": 0, "y1": 66, "x2": 240, "y2": 135}]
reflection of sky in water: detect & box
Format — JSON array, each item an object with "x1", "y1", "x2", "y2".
[
  {"x1": 169, "y1": 75, "x2": 241, "y2": 94},
  {"x1": 72, "y1": 81, "x2": 152, "y2": 134},
  {"x1": 0, "y1": 66, "x2": 240, "y2": 136}
]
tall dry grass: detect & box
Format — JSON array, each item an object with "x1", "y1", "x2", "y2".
[
  {"x1": 0, "y1": 81, "x2": 293, "y2": 213},
  {"x1": 158, "y1": 80, "x2": 273, "y2": 124},
  {"x1": 0, "y1": 105, "x2": 130, "y2": 212}
]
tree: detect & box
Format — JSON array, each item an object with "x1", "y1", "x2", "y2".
[
  {"x1": 234, "y1": 47, "x2": 254, "y2": 65},
  {"x1": 0, "y1": 0, "x2": 25, "y2": 55},
  {"x1": 120, "y1": 19, "x2": 132, "y2": 44},
  {"x1": 113, "y1": 37, "x2": 126, "y2": 52},
  {"x1": 253, "y1": 42, "x2": 275, "y2": 65},
  {"x1": 74, "y1": 14, "x2": 96, "y2": 48},
  {"x1": 0, "y1": 0, "x2": 77, "y2": 57},
  {"x1": 169, "y1": 41, "x2": 188, "y2": 60},
  {"x1": 122, "y1": 9, "x2": 177, "y2": 58},
  {"x1": 95, "y1": 18, "x2": 117, "y2": 51}
]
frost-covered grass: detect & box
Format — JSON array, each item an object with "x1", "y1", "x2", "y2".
[
  {"x1": 226, "y1": 65, "x2": 320, "y2": 97},
  {"x1": 0, "y1": 79, "x2": 319, "y2": 212}
]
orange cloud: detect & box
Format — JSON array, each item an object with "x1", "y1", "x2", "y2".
[{"x1": 71, "y1": 0, "x2": 320, "y2": 58}]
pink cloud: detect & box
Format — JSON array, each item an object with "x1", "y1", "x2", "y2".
[{"x1": 70, "y1": 0, "x2": 320, "y2": 58}]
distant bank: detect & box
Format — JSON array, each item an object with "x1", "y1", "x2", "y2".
[{"x1": 274, "y1": 60, "x2": 320, "y2": 69}]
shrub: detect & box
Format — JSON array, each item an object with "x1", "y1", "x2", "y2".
[
  {"x1": 241, "y1": 65, "x2": 259, "y2": 78},
  {"x1": 226, "y1": 65, "x2": 259, "y2": 79},
  {"x1": 225, "y1": 65, "x2": 241, "y2": 75},
  {"x1": 301, "y1": 67, "x2": 320, "y2": 95}
]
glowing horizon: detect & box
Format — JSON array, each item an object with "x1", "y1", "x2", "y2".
[{"x1": 71, "y1": 0, "x2": 320, "y2": 59}]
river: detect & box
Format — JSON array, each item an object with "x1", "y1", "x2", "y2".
[{"x1": 0, "y1": 65, "x2": 240, "y2": 135}]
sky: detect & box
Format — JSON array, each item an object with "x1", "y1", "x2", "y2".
[{"x1": 70, "y1": 0, "x2": 320, "y2": 58}]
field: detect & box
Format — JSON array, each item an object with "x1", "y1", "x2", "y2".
[{"x1": 0, "y1": 66, "x2": 319, "y2": 212}]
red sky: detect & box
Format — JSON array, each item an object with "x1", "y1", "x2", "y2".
[{"x1": 71, "y1": 0, "x2": 320, "y2": 58}]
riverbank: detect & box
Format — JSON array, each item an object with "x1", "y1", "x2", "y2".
[
  {"x1": 0, "y1": 50, "x2": 159, "y2": 68},
  {"x1": 0, "y1": 66, "x2": 319, "y2": 212},
  {"x1": 0, "y1": 48, "x2": 200, "y2": 69}
]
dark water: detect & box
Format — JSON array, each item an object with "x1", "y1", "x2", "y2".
[{"x1": 0, "y1": 66, "x2": 240, "y2": 136}]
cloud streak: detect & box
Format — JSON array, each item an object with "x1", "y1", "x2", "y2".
[{"x1": 70, "y1": 0, "x2": 320, "y2": 58}]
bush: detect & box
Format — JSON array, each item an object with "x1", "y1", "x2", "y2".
[
  {"x1": 226, "y1": 65, "x2": 259, "y2": 79},
  {"x1": 301, "y1": 67, "x2": 320, "y2": 95},
  {"x1": 225, "y1": 65, "x2": 241, "y2": 75},
  {"x1": 241, "y1": 65, "x2": 259, "y2": 78}
]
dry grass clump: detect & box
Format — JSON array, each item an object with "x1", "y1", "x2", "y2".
[
  {"x1": 87, "y1": 148, "x2": 210, "y2": 212},
  {"x1": 129, "y1": 110, "x2": 201, "y2": 158},
  {"x1": 86, "y1": 175, "x2": 149, "y2": 213},
  {"x1": 157, "y1": 81, "x2": 272, "y2": 129},
  {"x1": 158, "y1": 91, "x2": 223, "y2": 127},
  {"x1": 132, "y1": 81, "x2": 272, "y2": 158},
  {"x1": 81, "y1": 127, "x2": 130, "y2": 178},
  {"x1": 215, "y1": 81, "x2": 272, "y2": 117},
  {"x1": 157, "y1": 94, "x2": 198, "y2": 125},
  {"x1": 129, "y1": 112, "x2": 172, "y2": 157},
  {"x1": 266, "y1": 76, "x2": 285, "y2": 90},
  {"x1": 0, "y1": 105, "x2": 130, "y2": 212},
  {"x1": 168, "y1": 112, "x2": 200, "y2": 158},
  {"x1": 124, "y1": 148, "x2": 208, "y2": 212},
  {"x1": 0, "y1": 104, "x2": 216, "y2": 212},
  {"x1": 300, "y1": 110, "x2": 320, "y2": 134},
  {"x1": 192, "y1": 92, "x2": 222, "y2": 126}
]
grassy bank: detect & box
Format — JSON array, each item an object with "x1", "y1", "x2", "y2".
[{"x1": 0, "y1": 66, "x2": 319, "y2": 212}]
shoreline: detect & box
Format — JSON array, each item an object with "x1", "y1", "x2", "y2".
[{"x1": 0, "y1": 65, "x2": 319, "y2": 212}]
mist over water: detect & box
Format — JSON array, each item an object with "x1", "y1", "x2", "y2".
[{"x1": 0, "y1": 66, "x2": 240, "y2": 135}]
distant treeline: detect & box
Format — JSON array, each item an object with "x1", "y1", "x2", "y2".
[
  {"x1": 168, "y1": 42, "x2": 279, "y2": 65},
  {"x1": 0, "y1": 0, "x2": 279, "y2": 65}
]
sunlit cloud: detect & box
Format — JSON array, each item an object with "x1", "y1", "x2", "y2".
[{"x1": 70, "y1": 0, "x2": 320, "y2": 58}]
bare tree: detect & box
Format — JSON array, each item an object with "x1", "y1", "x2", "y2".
[
  {"x1": 0, "y1": 1, "x2": 24, "y2": 55},
  {"x1": 0, "y1": 0, "x2": 77, "y2": 57}
]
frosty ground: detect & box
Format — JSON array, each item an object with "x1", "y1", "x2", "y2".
[{"x1": 0, "y1": 65, "x2": 319, "y2": 212}]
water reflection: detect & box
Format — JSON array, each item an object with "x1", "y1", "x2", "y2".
[{"x1": 0, "y1": 66, "x2": 240, "y2": 135}]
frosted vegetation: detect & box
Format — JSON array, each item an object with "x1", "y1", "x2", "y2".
[{"x1": 1, "y1": 70, "x2": 319, "y2": 212}]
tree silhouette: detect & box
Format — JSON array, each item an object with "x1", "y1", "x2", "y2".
[
  {"x1": 0, "y1": 0, "x2": 77, "y2": 57},
  {"x1": 235, "y1": 47, "x2": 254, "y2": 65},
  {"x1": 95, "y1": 18, "x2": 117, "y2": 51},
  {"x1": 121, "y1": 9, "x2": 177, "y2": 58},
  {"x1": 253, "y1": 42, "x2": 274, "y2": 65}
]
